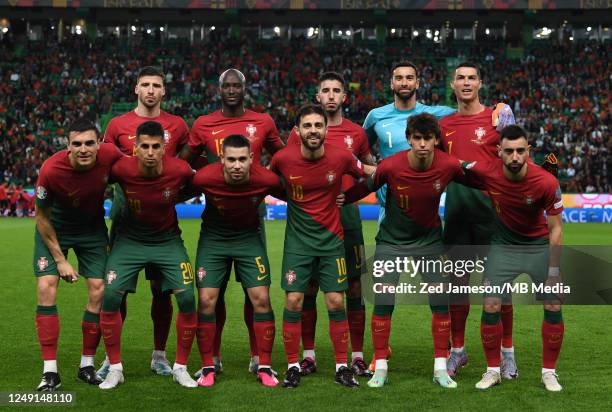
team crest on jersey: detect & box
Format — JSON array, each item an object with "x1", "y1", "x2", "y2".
[
  {"x1": 36, "y1": 186, "x2": 47, "y2": 200},
  {"x1": 433, "y1": 179, "x2": 442, "y2": 193},
  {"x1": 285, "y1": 270, "x2": 297, "y2": 285},
  {"x1": 37, "y1": 257, "x2": 49, "y2": 271},
  {"x1": 246, "y1": 124, "x2": 257, "y2": 140},
  {"x1": 164, "y1": 130, "x2": 171, "y2": 144},
  {"x1": 107, "y1": 271, "x2": 117, "y2": 285},
  {"x1": 197, "y1": 267, "x2": 206, "y2": 282},
  {"x1": 326, "y1": 170, "x2": 336, "y2": 185},
  {"x1": 471, "y1": 127, "x2": 486, "y2": 144},
  {"x1": 162, "y1": 188, "x2": 173, "y2": 202},
  {"x1": 344, "y1": 135, "x2": 353, "y2": 149}
]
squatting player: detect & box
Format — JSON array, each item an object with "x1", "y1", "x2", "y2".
[
  {"x1": 270, "y1": 104, "x2": 374, "y2": 389},
  {"x1": 182, "y1": 68, "x2": 284, "y2": 374},
  {"x1": 439, "y1": 62, "x2": 517, "y2": 379},
  {"x1": 100, "y1": 66, "x2": 190, "y2": 378},
  {"x1": 191, "y1": 134, "x2": 285, "y2": 388},
  {"x1": 344, "y1": 113, "x2": 465, "y2": 389},
  {"x1": 98, "y1": 121, "x2": 197, "y2": 390},
  {"x1": 461, "y1": 125, "x2": 564, "y2": 392},
  {"x1": 33, "y1": 118, "x2": 123, "y2": 391},
  {"x1": 287, "y1": 72, "x2": 375, "y2": 377}
]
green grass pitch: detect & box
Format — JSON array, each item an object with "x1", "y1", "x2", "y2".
[{"x1": 0, "y1": 219, "x2": 610, "y2": 411}]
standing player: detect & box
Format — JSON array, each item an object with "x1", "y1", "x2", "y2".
[
  {"x1": 460, "y1": 125, "x2": 564, "y2": 392},
  {"x1": 343, "y1": 113, "x2": 465, "y2": 389},
  {"x1": 270, "y1": 104, "x2": 374, "y2": 389},
  {"x1": 439, "y1": 62, "x2": 517, "y2": 379},
  {"x1": 33, "y1": 118, "x2": 123, "y2": 391},
  {"x1": 363, "y1": 61, "x2": 456, "y2": 223},
  {"x1": 287, "y1": 72, "x2": 375, "y2": 377},
  {"x1": 100, "y1": 66, "x2": 190, "y2": 378},
  {"x1": 191, "y1": 134, "x2": 284, "y2": 387},
  {"x1": 182, "y1": 68, "x2": 284, "y2": 373},
  {"x1": 98, "y1": 121, "x2": 197, "y2": 389}
]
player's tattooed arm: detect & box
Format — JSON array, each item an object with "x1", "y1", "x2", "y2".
[{"x1": 35, "y1": 206, "x2": 78, "y2": 283}]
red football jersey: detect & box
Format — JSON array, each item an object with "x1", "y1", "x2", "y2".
[
  {"x1": 287, "y1": 118, "x2": 371, "y2": 190},
  {"x1": 104, "y1": 110, "x2": 189, "y2": 157},
  {"x1": 439, "y1": 107, "x2": 499, "y2": 162},
  {"x1": 192, "y1": 163, "x2": 283, "y2": 238},
  {"x1": 35, "y1": 143, "x2": 124, "y2": 232},
  {"x1": 188, "y1": 109, "x2": 283, "y2": 164},
  {"x1": 110, "y1": 156, "x2": 194, "y2": 239},
  {"x1": 465, "y1": 159, "x2": 563, "y2": 239},
  {"x1": 270, "y1": 144, "x2": 364, "y2": 255}
]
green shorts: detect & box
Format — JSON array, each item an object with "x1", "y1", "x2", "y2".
[
  {"x1": 195, "y1": 232, "x2": 271, "y2": 289},
  {"x1": 33, "y1": 227, "x2": 108, "y2": 278},
  {"x1": 104, "y1": 235, "x2": 194, "y2": 294},
  {"x1": 344, "y1": 228, "x2": 366, "y2": 280},
  {"x1": 484, "y1": 244, "x2": 549, "y2": 299},
  {"x1": 281, "y1": 252, "x2": 348, "y2": 293}
]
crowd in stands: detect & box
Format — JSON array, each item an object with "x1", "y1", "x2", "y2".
[{"x1": 0, "y1": 32, "x2": 609, "y2": 216}]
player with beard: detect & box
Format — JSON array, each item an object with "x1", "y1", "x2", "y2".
[
  {"x1": 287, "y1": 72, "x2": 375, "y2": 377},
  {"x1": 460, "y1": 125, "x2": 565, "y2": 392},
  {"x1": 181, "y1": 69, "x2": 284, "y2": 375},
  {"x1": 270, "y1": 104, "x2": 375, "y2": 389},
  {"x1": 99, "y1": 66, "x2": 190, "y2": 379},
  {"x1": 439, "y1": 62, "x2": 516, "y2": 380}
]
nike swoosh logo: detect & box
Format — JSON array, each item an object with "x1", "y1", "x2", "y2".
[
  {"x1": 128, "y1": 135, "x2": 136, "y2": 140},
  {"x1": 212, "y1": 197, "x2": 223, "y2": 201},
  {"x1": 490, "y1": 191, "x2": 501, "y2": 195},
  {"x1": 125, "y1": 190, "x2": 138, "y2": 194},
  {"x1": 289, "y1": 175, "x2": 302, "y2": 180},
  {"x1": 212, "y1": 129, "x2": 224, "y2": 135},
  {"x1": 382, "y1": 123, "x2": 392, "y2": 128},
  {"x1": 396, "y1": 185, "x2": 409, "y2": 190},
  {"x1": 445, "y1": 131, "x2": 456, "y2": 137},
  {"x1": 257, "y1": 274, "x2": 269, "y2": 281},
  {"x1": 337, "y1": 276, "x2": 347, "y2": 284},
  {"x1": 373, "y1": 328, "x2": 386, "y2": 333}
]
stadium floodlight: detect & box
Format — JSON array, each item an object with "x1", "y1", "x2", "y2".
[
  {"x1": 210, "y1": 26, "x2": 215, "y2": 30},
  {"x1": 146, "y1": 28, "x2": 151, "y2": 34},
  {"x1": 131, "y1": 25, "x2": 136, "y2": 32},
  {"x1": 434, "y1": 30, "x2": 439, "y2": 36},
  {"x1": 569, "y1": 36, "x2": 574, "y2": 40},
  {"x1": 2, "y1": 27, "x2": 8, "y2": 33},
  {"x1": 413, "y1": 30, "x2": 419, "y2": 36},
  {"x1": 390, "y1": 28, "x2": 396, "y2": 34},
  {"x1": 587, "y1": 26, "x2": 592, "y2": 32},
  {"x1": 426, "y1": 32, "x2": 432, "y2": 39},
  {"x1": 307, "y1": 27, "x2": 314, "y2": 37},
  {"x1": 159, "y1": 27, "x2": 164, "y2": 32},
  {"x1": 274, "y1": 26, "x2": 280, "y2": 34},
  {"x1": 345, "y1": 30, "x2": 351, "y2": 36},
  {"x1": 115, "y1": 26, "x2": 119, "y2": 31},
  {"x1": 434, "y1": 36, "x2": 439, "y2": 41},
  {"x1": 485, "y1": 28, "x2": 490, "y2": 35}
]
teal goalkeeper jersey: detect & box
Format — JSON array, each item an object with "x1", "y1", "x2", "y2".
[{"x1": 363, "y1": 102, "x2": 456, "y2": 209}]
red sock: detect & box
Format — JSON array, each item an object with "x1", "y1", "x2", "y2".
[
  {"x1": 244, "y1": 300, "x2": 258, "y2": 357},
  {"x1": 347, "y1": 308, "x2": 365, "y2": 353},
  {"x1": 501, "y1": 304, "x2": 514, "y2": 348},
  {"x1": 175, "y1": 312, "x2": 197, "y2": 365},
  {"x1": 151, "y1": 293, "x2": 173, "y2": 351},
  {"x1": 371, "y1": 315, "x2": 392, "y2": 360},
  {"x1": 82, "y1": 320, "x2": 101, "y2": 356},
  {"x1": 301, "y1": 309, "x2": 317, "y2": 351},
  {"x1": 36, "y1": 314, "x2": 59, "y2": 360},
  {"x1": 542, "y1": 321, "x2": 564, "y2": 369},
  {"x1": 100, "y1": 311, "x2": 123, "y2": 364},
  {"x1": 432, "y1": 312, "x2": 451, "y2": 358},
  {"x1": 282, "y1": 320, "x2": 301, "y2": 364},
  {"x1": 329, "y1": 319, "x2": 349, "y2": 364},
  {"x1": 213, "y1": 302, "x2": 226, "y2": 358},
  {"x1": 197, "y1": 319, "x2": 216, "y2": 368},
  {"x1": 254, "y1": 320, "x2": 275, "y2": 366},
  {"x1": 450, "y1": 304, "x2": 470, "y2": 348},
  {"x1": 481, "y1": 321, "x2": 502, "y2": 367}
]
